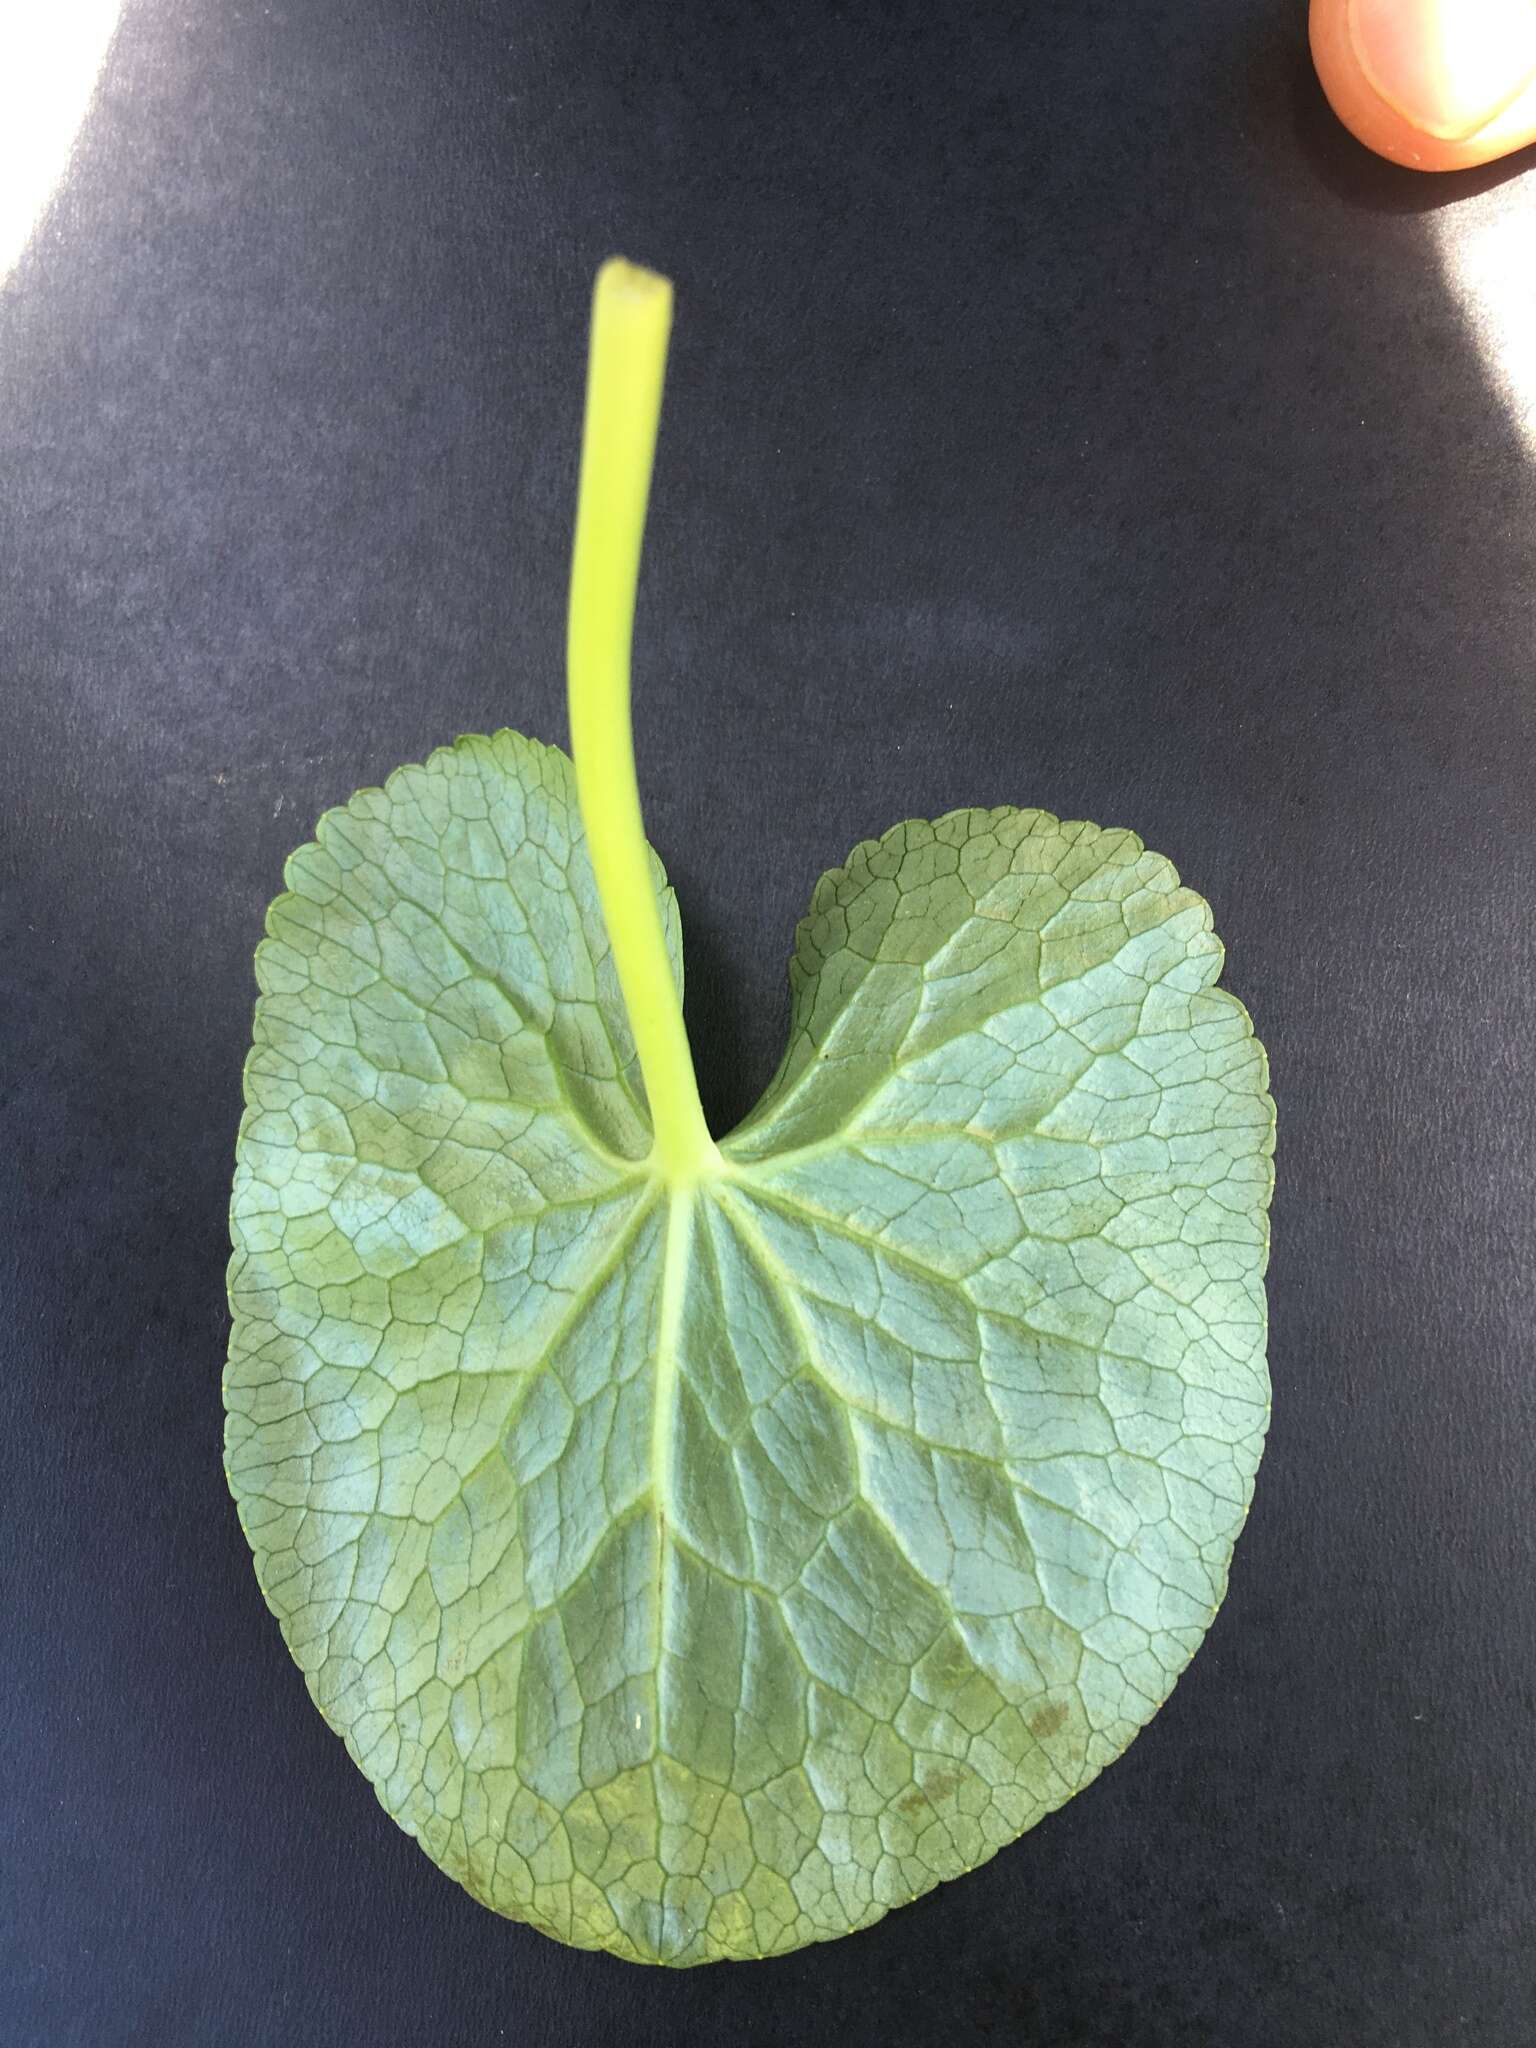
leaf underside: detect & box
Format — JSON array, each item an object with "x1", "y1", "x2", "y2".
[{"x1": 224, "y1": 730, "x2": 1274, "y2": 1966}]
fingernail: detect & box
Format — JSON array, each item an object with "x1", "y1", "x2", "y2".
[{"x1": 1350, "y1": 0, "x2": 1536, "y2": 141}]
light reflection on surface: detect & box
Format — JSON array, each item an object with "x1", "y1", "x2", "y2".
[
  {"x1": 1, "y1": 1, "x2": 1532, "y2": 484},
  {"x1": 1434, "y1": 180, "x2": 1536, "y2": 457},
  {"x1": 0, "y1": 4, "x2": 125, "y2": 285}
]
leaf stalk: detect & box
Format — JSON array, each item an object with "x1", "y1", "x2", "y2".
[{"x1": 567, "y1": 258, "x2": 718, "y2": 1184}]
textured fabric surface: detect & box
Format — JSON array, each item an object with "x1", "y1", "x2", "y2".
[{"x1": 2, "y1": 0, "x2": 1534, "y2": 2039}]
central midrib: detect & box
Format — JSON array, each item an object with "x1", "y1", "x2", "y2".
[{"x1": 649, "y1": 1179, "x2": 698, "y2": 1688}]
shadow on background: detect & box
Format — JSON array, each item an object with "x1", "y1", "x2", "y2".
[{"x1": 2, "y1": 3, "x2": 1535, "y2": 2046}]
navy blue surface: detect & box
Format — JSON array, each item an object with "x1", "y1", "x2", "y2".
[{"x1": 3, "y1": 2, "x2": 1535, "y2": 2042}]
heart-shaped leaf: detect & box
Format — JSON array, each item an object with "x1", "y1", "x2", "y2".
[{"x1": 224, "y1": 263, "x2": 1274, "y2": 1965}]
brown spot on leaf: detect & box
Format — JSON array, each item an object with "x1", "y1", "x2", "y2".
[
  {"x1": 1029, "y1": 1700, "x2": 1068, "y2": 1739},
  {"x1": 899, "y1": 1768, "x2": 962, "y2": 1814}
]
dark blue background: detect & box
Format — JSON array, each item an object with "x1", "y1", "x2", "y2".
[{"x1": 3, "y1": 2, "x2": 1534, "y2": 2042}]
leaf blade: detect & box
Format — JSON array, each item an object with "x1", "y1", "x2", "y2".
[{"x1": 225, "y1": 748, "x2": 1274, "y2": 1966}]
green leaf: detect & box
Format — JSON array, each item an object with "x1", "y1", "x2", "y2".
[
  {"x1": 224, "y1": 733, "x2": 1273, "y2": 1966},
  {"x1": 226, "y1": 257, "x2": 1273, "y2": 1966}
]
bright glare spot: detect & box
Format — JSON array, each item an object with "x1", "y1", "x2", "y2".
[
  {"x1": 0, "y1": 3, "x2": 125, "y2": 285},
  {"x1": 1434, "y1": 184, "x2": 1536, "y2": 458}
]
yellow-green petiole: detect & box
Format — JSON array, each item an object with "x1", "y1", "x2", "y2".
[{"x1": 567, "y1": 258, "x2": 720, "y2": 1187}]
